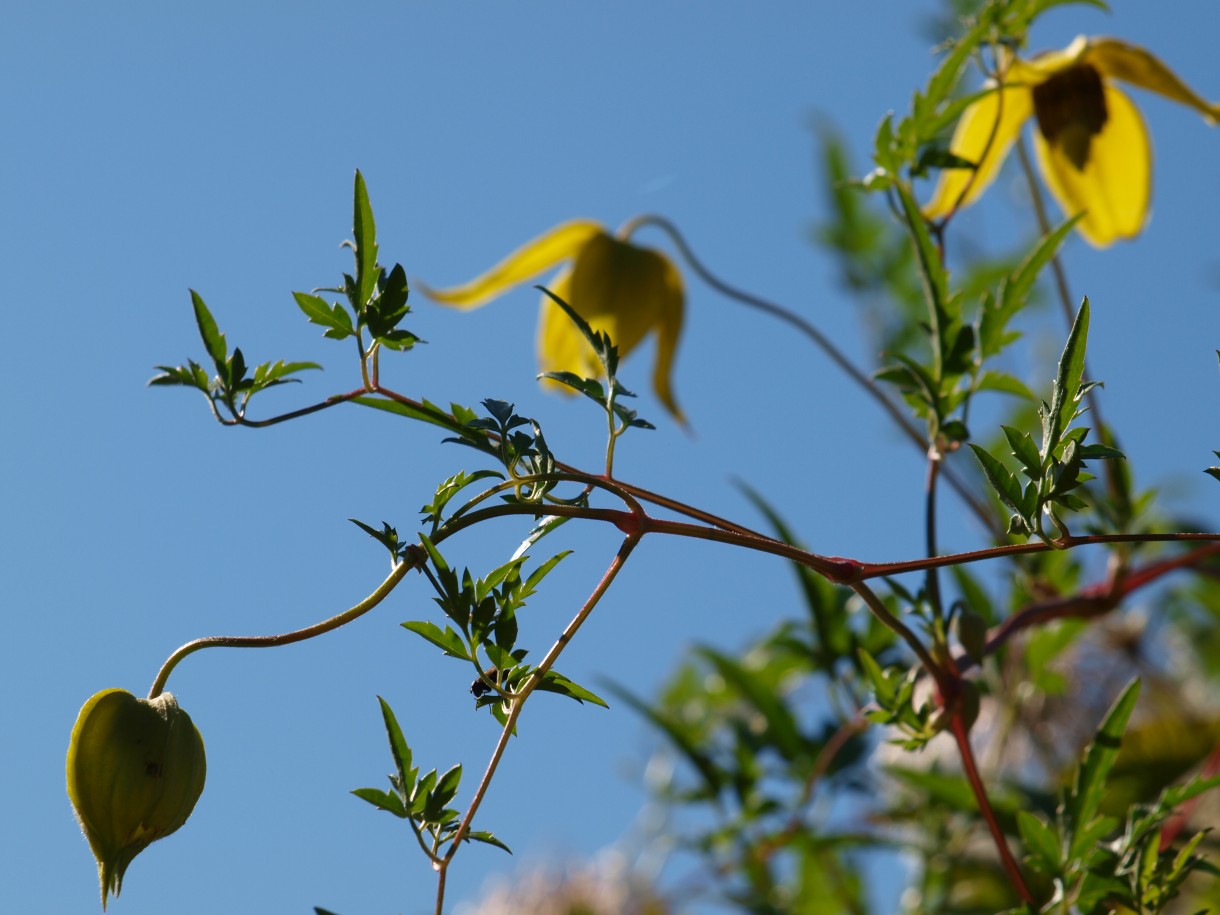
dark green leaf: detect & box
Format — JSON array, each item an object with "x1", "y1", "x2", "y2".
[
  {"x1": 376, "y1": 696, "x2": 416, "y2": 793},
  {"x1": 535, "y1": 671, "x2": 609, "y2": 708},
  {"x1": 294, "y1": 291, "x2": 355, "y2": 340},
  {"x1": 401, "y1": 621, "x2": 469, "y2": 660},
  {"x1": 465, "y1": 830, "x2": 512, "y2": 854},
  {"x1": 190, "y1": 290, "x2": 228, "y2": 376},
  {"x1": 352, "y1": 170, "x2": 379, "y2": 309},
  {"x1": 969, "y1": 444, "x2": 1028, "y2": 522},
  {"x1": 1045, "y1": 298, "x2": 1090, "y2": 460},
  {"x1": 352, "y1": 787, "x2": 407, "y2": 818}
]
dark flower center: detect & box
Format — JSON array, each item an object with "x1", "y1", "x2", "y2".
[{"x1": 1031, "y1": 63, "x2": 1108, "y2": 171}]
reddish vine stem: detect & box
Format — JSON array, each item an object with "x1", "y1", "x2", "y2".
[
  {"x1": 949, "y1": 710, "x2": 1035, "y2": 905},
  {"x1": 434, "y1": 534, "x2": 643, "y2": 913}
]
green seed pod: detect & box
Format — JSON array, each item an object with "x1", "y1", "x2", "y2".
[{"x1": 66, "y1": 688, "x2": 206, "y2": 910}]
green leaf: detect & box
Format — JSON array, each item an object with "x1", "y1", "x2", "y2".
[
  {"x1": 1017, "y1": 810, "x2": 1062, "y2": 874},
  {"x1": 535, "y1": 671, "x2": 609, "y2": 708},
  {"x1": 465, "y1": 830, "x2": 512, "y2": 854},
  {"x1": 401, "y1": 621, "x2": 469, "y2": 660},
  {"x1": 1000, "y1": 216, "x2": 1081, "y2": 328},
  {"x1": 969, "y1": 444, "x2": 1028, "y2": 522},
  {"x1": 294, "y1": 291, "x2": 355, "y2": 340},
  {"x1": 536, "y1": 285, "x2": 615, "y2": 379},
  {"x1": 1067, "y1": 679, "x2": 1141, "y2": 841},
  {"x1": 352, "y1": 170, "x2": 379, "y2": 309},
  {"x1": 1003, "y1": 426, "x2": 1042, "y2": 477},
  {"x1": 376, "y1": 696, "x2": 417, "y2": 793},
  {"x1": 190, "y1": 290, "x2": 228, "y2": 375},
  {"x1": 351, "y1": 787, "x2": 407, "y2": 818},
  {"x1": 977, "y1": 371, "x2": 1035, "y2": 401},
  {"x1": 428, "y1": 764, "x2": 462, "y2": 815},
  {"x1": 1045, "y1": 298, "x2": 1090, "y2": 460}
]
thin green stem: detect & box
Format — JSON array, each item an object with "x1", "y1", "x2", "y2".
[{"x1": 147, "y1": 557, "x2": 415, "y2": 699}]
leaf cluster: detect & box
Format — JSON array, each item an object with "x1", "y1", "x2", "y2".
[{"x1": 354, "y1": 697, "x2": 509, "y2": 858}]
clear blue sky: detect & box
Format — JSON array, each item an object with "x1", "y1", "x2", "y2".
[{"x1": 3, "y1": 3, "x2": 1217, "y2": 913}]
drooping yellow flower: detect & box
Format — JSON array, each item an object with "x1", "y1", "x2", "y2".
[
  {"x1": 422, "y1": 219, "x2": 686, "y2": 423},
  {"x1": 925, "y1": 36, "x2": 1220, "y2": 246}
]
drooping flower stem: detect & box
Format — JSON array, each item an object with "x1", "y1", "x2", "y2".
[
  {"x1": 622, "y1": 213, "x2": 997, "y2": 531},
  {"x1": 146, "y1": 559, "x2": 415, "y2": 699}
]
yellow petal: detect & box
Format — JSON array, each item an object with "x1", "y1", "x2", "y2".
[
  {"x1": 422, "y1": 219, "x2": 603, "y2": 310},
  {"x1": 1033, "y1": 84, "x2": 1150, "y2": 247},
  {"x1": 536, "y1": 265, "x2": 593, "y2": 389},
  {"x1": 1015, "y1": 35, "x2": 1091, "y2": 80},
  {"x1": 536, "y1": 231, "x2": 686, "y2": 422},
  {"x1": 924, "y1": 83, "x2": 1033, "y2": 219},
  {"x1": 646, "y1": 255, "x2": 686, "y2": 424},
  {"x1": 1086, "y1": 37, "x2": 1220, "y2": 124}
]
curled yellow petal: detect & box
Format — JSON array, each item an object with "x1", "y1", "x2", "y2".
[
  {"x1": 1033, "y1": 84, "x2": 1150, "y2": 247},
  {"x1": 536, "y1": 231, "x2": 685, "y2": 422},
  {"x1": 924, "y1": 84, "x2": 1032, "y2": 219},
  {"x1": 646, "y1": 255, "x2": 686, "y2": 425},
  {"x1": 422, "y1": 219, "x2": 603, "y2": 310},
  {"x1": 1087, "y1": 37, "x2": 1220, "y2": 124}
]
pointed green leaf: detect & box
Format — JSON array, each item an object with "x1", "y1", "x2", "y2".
[
  {"x1": 1068, "y1": 679, "x2": 1140, "y2": 837},
  {"x1": 190, "y1": 290, "x2": 228, "y2": 374},
  {"x1": 376, "y1": 696, "x2": 416, "y2": 793},
  {"x1": 465, "y1": 830, "x2": 512, "y2": 854},
  {"x1": 401, "y1": 621, "x2": 469, "y2": 660},
  {"x1": 535, "y1": 671, "x2": 609, "y2": 708},
  {"x1": 352, "y1": 170, "x2": 379, "y2": 309},
  {"x1": 352, "y1": 787, "x2": 407, "y2": 818},
  {"x1": 1045, "y1": 298, "x2": 1090, "y2": 459}
]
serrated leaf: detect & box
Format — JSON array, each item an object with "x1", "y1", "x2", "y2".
[
  {"x1": 294, "y1": 291, "x2": 355, "y2": 340},
  {"x1": 352, "y1": 787, "x2": 407, "y2": 818},
  {"x1": 402, "y1": 621, "x2": 469, "y2": 660},
  {"x1": 1003, "y1": 426, "x2": 1042, "y2": 476}
]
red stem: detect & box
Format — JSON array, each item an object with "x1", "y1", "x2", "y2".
[{"x1": 950, "y1": 711, "x2": 1035, "y2": 905}]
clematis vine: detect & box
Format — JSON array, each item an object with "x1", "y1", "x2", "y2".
[
  {"x1": 925, "y1": 36, "x2": 1220, "y2": 246},
  {"x1": 422, "y1": 220, "x2": 686, "y2": 423}
]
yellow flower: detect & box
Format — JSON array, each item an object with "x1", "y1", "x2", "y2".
[
  {"x1": 422, "y1": 219, "x2": 686, "y2": 423},
  {"x1": 924, "y1": 36, "x2": 1219, "y2": 246}
]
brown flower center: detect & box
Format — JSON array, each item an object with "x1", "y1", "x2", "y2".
[{"x1": 1031, "y1": 63, "x2": 1108, "y2": 171}]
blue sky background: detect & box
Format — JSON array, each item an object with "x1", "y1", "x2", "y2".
[{"x1": 3, "y1": 3, "x2": 1218, "y2": 913}]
